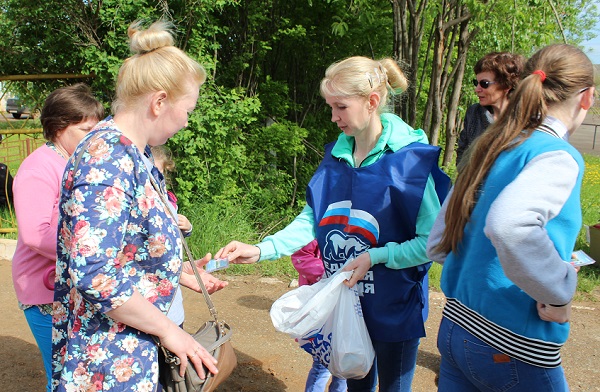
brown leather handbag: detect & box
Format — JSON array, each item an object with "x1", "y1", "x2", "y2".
[{"x1": 158, "y1": 319, "x2": 236, "y2": 392}]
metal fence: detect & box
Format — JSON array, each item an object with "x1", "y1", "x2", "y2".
[
  {"x1": 580, "y1": 122, "x2": 598, "y2": 150},
  {"x1": 0, "y1": 127, "x2": 44, "y2": 233}
]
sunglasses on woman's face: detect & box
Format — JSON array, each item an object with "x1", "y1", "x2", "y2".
[{"x1": 472, "y1": 79, "x2": 497, "y2": 89}]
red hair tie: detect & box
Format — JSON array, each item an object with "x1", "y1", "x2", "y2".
[{"x1": 532, "y1": 70, "x2": 546, "y2": 82}]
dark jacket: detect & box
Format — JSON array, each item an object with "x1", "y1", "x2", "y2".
[{"x1": 456, "y1": 103, "x2": 492, "y2": 166}]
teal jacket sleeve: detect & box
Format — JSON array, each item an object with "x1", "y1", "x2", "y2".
[{"x1": 367, "y1": 175, "x2": 440, "y2": 269}]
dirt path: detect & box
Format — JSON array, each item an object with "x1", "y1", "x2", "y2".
[{"x1": 1, "y1": 259, "x2": 599, "y2": 391}]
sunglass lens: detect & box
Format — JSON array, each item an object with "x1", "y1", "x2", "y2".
[{"x1": 472, "y1": 80, "x2": 493, "y2": 89}]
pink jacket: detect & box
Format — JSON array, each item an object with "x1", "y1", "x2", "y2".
[
  {"x1": 291, "y1": 239, "x2": 324, "y2": 286},
  {"x1": 12, "y1": 144, "x2": 65, "y2": 305}
]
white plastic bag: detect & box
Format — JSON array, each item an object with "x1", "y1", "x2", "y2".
[
  {"x1": 270, "y1": 271, "x2": 352, "y2": 338},
  {"x1": 270, "y1": 269, "x2": 374, "y2": 379},
  {"x1": 297, "y1": 283, "x2": 374, "y2": 379}
]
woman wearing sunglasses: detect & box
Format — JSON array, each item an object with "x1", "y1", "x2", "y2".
[{"x1": 456, "y1": 52, "x2": 524, "y2": 166}]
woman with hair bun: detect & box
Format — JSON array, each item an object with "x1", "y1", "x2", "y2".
[
  {"x1": 52, "y1": 20, "x2": 226, "y2": 391},
  {"x1": 216, "y1": 56, "x2": 450, "y2": 392},
  {"x1": 427, "y1": 44, "x2": 595, "y2": 391}
]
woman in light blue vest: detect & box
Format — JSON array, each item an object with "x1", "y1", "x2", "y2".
[{"x1": 426, "y1": 44, "x2": 595, "y2": 391}]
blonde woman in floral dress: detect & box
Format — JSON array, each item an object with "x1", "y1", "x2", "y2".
[{"x1": 52, "y1": 20, "x2": 225, "y2": 391}]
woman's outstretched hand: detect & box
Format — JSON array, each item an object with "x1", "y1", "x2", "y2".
[{"x1": 215, "y1": 241, "x2": 261, "y2": 264}]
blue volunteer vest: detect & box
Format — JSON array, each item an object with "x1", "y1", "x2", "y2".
[{"x1": 307, "y1": 142, "x2": 449, "y2": 341}]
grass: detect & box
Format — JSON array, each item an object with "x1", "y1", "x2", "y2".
[
  {"x1": 575, "y1": 154, "x2": 600, "y2": 300},
  {"x1": 580, "y1": 154, "x2": 600, "y2": 233},
  {"x1": 0, "y1": 121, "x2": 44, "y2": 174},
  {"x1": 0, "y1": 206, "x2": 17, "y2": 238},
  {"x1": 0, "y1": 115, "x2": 41, "y2": 130},
  {"x1": 182, "y1": 202, "x2": 297, "y2": 280},
  {"x1": 0, "y1": 121, "x2": 44, "y2": 235}
]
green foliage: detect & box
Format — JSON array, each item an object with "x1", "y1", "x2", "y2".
[
  {"x1": 168, "y1": 86, "x2": 261, "y2": 207},
  {"x1": 331, "y1": 16, "x2": 349, "y2": 37},
  {"x1": 0, "y1": 119, "x2": 41, "y2": 130},
  {"x1": 226, "y1": 256, "x2": 297, "y2": 279},
  {"x1": 0, "y1": 207, "x2": 17, "y2": 239},
  {"x1": 168, "y1": 81, "x2": 314, "y2": 233},
  {"x1": 164, "y1": 0, "x2": 393, "y2": 227},
  {"x1": 1, "y1": 0, "x2": 599, "y2": 295},
  {"x1": 576, "y1": 267, "x2": 600, "y2": 301},
  {"x1": 244, "y1": 119, "x2": 308, "y2": 203},
  {"x1": 183, "y1": 201, "x2": 258, "y2": 257},
  {"x1": 428, "y1": 262, "x2": 443, "y2": 291}
]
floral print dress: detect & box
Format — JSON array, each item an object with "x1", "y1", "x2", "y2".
[{"x1": 52, "y1": 118, "x2": 182, "y2": 392}]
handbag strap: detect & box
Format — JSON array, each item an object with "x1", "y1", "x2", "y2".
[{"x1": 145, "y1": 158, "x2": 221, "y2": 323}]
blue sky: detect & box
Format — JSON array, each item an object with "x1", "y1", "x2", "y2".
[
  {"x1": 580, "y1": 1, "x2": 600, "y2": 64},
  {"x1": 581, "y1": 40, "x2": 600, "y2": 65}
]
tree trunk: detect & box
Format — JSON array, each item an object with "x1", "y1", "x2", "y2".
[
  {"x1": 425, "y1": 11, "x2": 444, "y2": 145},
  {"x1": 443, "y1": 9, "x2": 471, "y2": 166},
  {"x1": 391, "y1": 0, "x2": 428, "y2": 126}
]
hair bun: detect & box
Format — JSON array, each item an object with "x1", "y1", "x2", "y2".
[{"x1": 128, "y1": 20, "x2": 175, "y2": 54}]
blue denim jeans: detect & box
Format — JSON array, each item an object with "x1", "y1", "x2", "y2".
[
  {"x1": 346, "y1": 337, "x2": 420, "y2": 392},
  {"x1": 306, "y1": 356, "x2": 347, "y2": 392},
  {"x1": 437, "y1": 317, "x2": 570, "y2": 392},
  {"x1": 24, "y1": 307, "x2": 52, "y2": 392}
]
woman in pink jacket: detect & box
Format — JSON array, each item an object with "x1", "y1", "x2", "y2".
[{"x1": 11, "y1": 84, "x2": 104, "y2": 392}]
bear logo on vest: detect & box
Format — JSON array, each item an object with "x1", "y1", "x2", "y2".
[{"x1": 323, "y1": 230, "x2": 369, "y2": 262}]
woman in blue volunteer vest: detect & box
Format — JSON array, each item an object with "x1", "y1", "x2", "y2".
[
  {"x1": 426, "y1": 44, "x2": 594, "y2": 391},
  {"x1": 217, "y1": 56, "x2": 450, "y2": 392}
]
